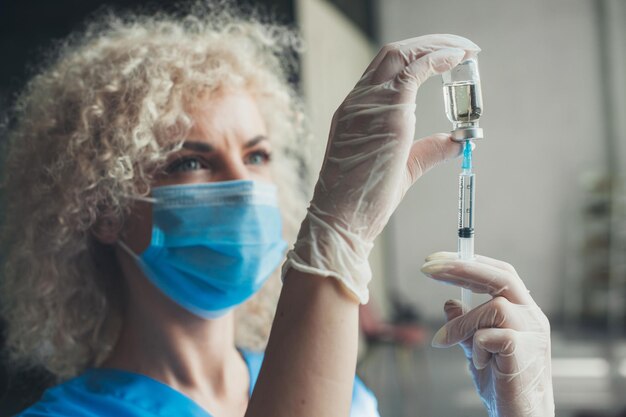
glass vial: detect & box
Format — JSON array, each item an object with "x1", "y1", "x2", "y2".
[{"x1": 442, "y1": 58, "x2": 484, "y2": 141}]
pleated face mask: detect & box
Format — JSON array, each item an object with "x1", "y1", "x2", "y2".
[{"x1": 119, "y1": 180, "x2": 287, "y2": 319}]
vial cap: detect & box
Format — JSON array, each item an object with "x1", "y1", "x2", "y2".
[{"x1": 442, "y1": 58, "x2": 480, "y2": 84}]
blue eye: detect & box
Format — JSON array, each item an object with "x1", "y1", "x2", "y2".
[
  {"x1": 166, "y1": 157, "x2": 206, "y2": 173},
  {"x1": 247, "y1": 151, "x2": 271, "y2": 166}
]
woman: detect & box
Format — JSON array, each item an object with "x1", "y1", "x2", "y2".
[{"x1": 0, "y1": 4, "x2": 552, "y2": 417}]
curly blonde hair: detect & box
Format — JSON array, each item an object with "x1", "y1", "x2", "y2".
[{"x1": 0, "y1": 2, "x2": 311, "y2": 380}]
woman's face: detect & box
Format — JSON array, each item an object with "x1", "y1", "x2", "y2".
[{"x1": 121, "y1": 90, "x2": 272, "y2": 254}]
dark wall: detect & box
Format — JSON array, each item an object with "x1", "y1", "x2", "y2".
[
  {"x1": 0, "y1": 0, "x2": 295, "y2": 110},
  {"x1": 329, "y1": 0, "x2": 377, "y2": 41}
]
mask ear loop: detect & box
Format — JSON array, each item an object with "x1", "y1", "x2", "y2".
[
  {"x1": 117, "y1": 239, "x2": 139, "y2": 259},
  {"x1": 130, "y1": 195, "x2": 158, "y2": 204}
]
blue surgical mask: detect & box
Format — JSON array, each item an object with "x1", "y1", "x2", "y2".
[{"x1": 119, "y1": 180, "x2": 287, "y2": 319}]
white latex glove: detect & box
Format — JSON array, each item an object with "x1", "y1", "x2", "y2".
[
  {"x1": 421, "y1": 252, "x2": 554, "y2": 417},
  {"x1": 283, "y1": 35, "x2": 480, "y2": 303}
]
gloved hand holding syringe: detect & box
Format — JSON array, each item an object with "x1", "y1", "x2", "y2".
[
  {"x1": 442, "y1": 57, "x2": 483, "y2": 312},
  {"x1": 426, "y1": 55, "x2": 555, "y2": 417}
]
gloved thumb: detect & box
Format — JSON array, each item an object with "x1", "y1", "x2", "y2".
[
  {"x1": 406, "y1": 133, "x2": 463, "y2": 185},
  {"x1": 444, "y1": 299, "x2": 464, "y2": 321},
  {"x1": 437, "y1": 299, "x2": 473, "y2": 357},
  {"x1": 431, "y1": 299, "x2": 465, "y2": 349}
]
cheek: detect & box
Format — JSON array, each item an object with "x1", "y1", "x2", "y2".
[
  {"x1": 248, "y1": 163, "x2": 275, "y2": 183},
  {"x1": 122, "y1": 202, "x2": 153, "y2": 254}
]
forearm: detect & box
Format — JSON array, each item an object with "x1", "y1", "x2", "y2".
[{"x1": 245, "y1": 270, "x2": 359, "y2": 417}]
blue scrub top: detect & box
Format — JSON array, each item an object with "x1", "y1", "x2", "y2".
[{"x1": 17, "y1": 350, "x2": 380, "y2": 417}]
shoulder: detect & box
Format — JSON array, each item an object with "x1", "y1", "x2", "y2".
[
  {"x1": 14, "y1": 370, "x2": 176, "y2": 417},
  {"x1": 15, "y1": 372, "x2": 104, "y2": 417},
  {"x1": 15, "y1": 377, "x2": 91, "y2": 417}
]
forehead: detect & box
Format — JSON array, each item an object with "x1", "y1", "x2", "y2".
[{"x1": 187, "y1": 90, "x2": 268, "y2": 138}]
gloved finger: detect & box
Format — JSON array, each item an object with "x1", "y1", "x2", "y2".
[
  {"x1": 364, "y1": 34, "x2": 478, "y2": 77},
  {"x1": 425, "y1": 251, "x2": 519, "y2": 275},
  {"x1": 363, "y1": 34, "x2": 480, "y2": 85},
  {"x1": 406, "y1": 133, "x2": 464, "y2": 185},
  {"x1": 472, "y1": 328, "x2": 518, "y2": 371},
  {"x1": 421, "y1": 258, "x2": 534, "y2": 305},
  {"x1": 395, "y1": 48, "x2": 465, "y2": 93},
  {"x1": 379, "y1": 48, "x2": 466, "y2": 107},
  {"x1": 473, "y1": 327, "x2": 548, "y2": 379},
  {"x1": 432, "y1": 296, "x2": 527, "y2": 348},
  {"x1": 475, "y1": 329, "x2": 554, "y2": 417}
]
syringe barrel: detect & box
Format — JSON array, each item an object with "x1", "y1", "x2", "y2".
[
  {"x1": 458, "y1": 171, "x2": 475, "y2": 237},
  {"x1": 458, "y1": 236, "x2": 474, "y2": 260}
]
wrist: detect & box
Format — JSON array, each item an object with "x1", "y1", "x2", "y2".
[{"x1": 282, "y1": 210, "x2": 374, "y2": 304}]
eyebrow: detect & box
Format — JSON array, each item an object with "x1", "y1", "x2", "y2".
[
  {"x1": 182, "y1": 141, "x2": 214, "y2": 153},
  {"x1": 244, "y1": 135, "x2": 268, "y2": 148},
  {"x1": 182, "y1": 135, "x2": 268, "y2": 152}
]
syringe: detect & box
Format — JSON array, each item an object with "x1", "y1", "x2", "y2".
[
  {"x1": 442, "y1": 57, "x2": 483, "y2": 312},
  {"x1": 458, "y1": 140, "x2": 475, "y2": 312}
]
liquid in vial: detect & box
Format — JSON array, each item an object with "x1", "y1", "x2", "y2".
[{"x1": 444, "y1": 81, "x2": 483, "y2": 124}]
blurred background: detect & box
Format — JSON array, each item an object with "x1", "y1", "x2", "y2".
[{"x1": 2, "y1": 0, "x2": 626, "y2": 416}]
